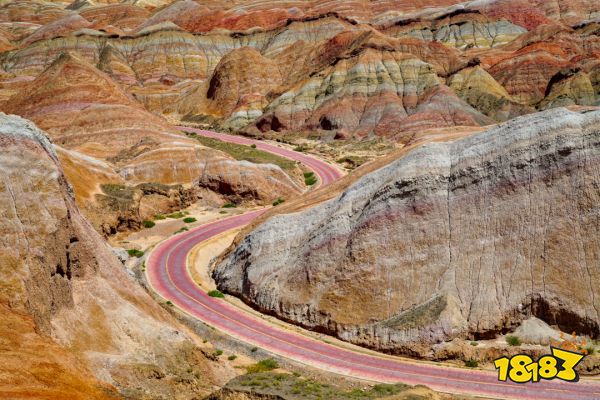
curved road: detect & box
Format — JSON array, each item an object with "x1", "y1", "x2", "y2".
[{"x1": 147, "y1": 128, "x2": 600, "y2": 400}]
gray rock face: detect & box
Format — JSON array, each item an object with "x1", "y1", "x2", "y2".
[{"x1": 214, "y1": 108, "x2": 600, "y2": 355}]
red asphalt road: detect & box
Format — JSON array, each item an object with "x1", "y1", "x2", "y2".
[{"x1": 147, "y1": 128, "x2": 600, "y2": 400}]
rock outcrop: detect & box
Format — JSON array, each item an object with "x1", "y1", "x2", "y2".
[
  {"x1": 214, "y1": 108, "x2": 600, "y2": 355},
  {"x1": 0, "y1": 113, "x2": 233, "y2": 398}
]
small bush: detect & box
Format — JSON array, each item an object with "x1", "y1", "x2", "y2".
[
  {"x1": 183, "y1": 217, "x2": 197, "y2": 223},
  {"x1": 222, "y1": 203, "x2": 236, "y2": 208},
  {"x1": 165, "y1": 300, "x2": 173, "y2": 306},
  {"x1": 228, "y1": 355, "x2": 237, "y2": 361},
  {"x1": 465, "y1": 359, "x2": 479, "y2": 368},
  {"x1": 246, "y1": 358, "x2": 279, "y2": 373},
  {"x1": 142, "y1": 220, "x2": 155, "y2": 228},
  {"x1": 304, "y1": 171, "x2": 317, "y2": 186},
  {"x1": 127, "y1": 249, "x2": 144, "y2": 258},
  {"x1": 272, "y1": 198, "x2": 285, "y2": 206},
  {"x1": 166, "y1": 211, "x2": 186, "y2": 219},
  {"x1": 470, "y1": 341, "x2": 478, "y2": 346},
  {"x1": 154, "y1": 214, "x2": 166, "y2": 220},
  {"x1": 250, "y1": 144, "x2": 257, "y2": 149},
  {"x1": 208, "y1": 290, "x2": 225, "y2": 298},
  {"x1": 174, "y1": 227, "x2": 189, "y2": 234},
  {"x1": 219, "y1": 210, "x2": 228, "y2": 214},
  {"x1": 250, "y1": 347, "x2": 258, "y2": 353},
  {"x1": 506, "y1": 335, "x2": 521, "y2": 346},
  {"x1": 214, "y1": 349, "x2": 223, "y2": 356}
]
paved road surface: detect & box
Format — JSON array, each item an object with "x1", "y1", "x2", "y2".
[{"x1": 146, "y1": 128, "x2": 600, "y2": 400}]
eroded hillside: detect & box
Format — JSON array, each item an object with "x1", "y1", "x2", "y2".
[{"x1": 214, "y1": 108, "x2": 600, "y2": 356}]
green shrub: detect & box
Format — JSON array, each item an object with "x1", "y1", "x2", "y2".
[
  {"x1": 165, "y1": 300, "x2": 173, "y2": 306},
  {"x1": 272, "y1": 198, "x2": 285, "y2": 206},
  {"x1": 127, "y1": 249, "x2": 144, "y2": 258},
  {"x1": 208, "y1": 290, "x2": 225, "y2": 298},
  {"x1": 166, "y1": 211, "x2": 186, "y2": 219},
  {"x1": 470, "y1": 341, "x2": 478, "y2": 346},
  {"x1": 250, "y1": 347, "x2": 258, "y2": 353},
  {"x1": 222, "y1": 203, "x2": 236, "y2": 208},
  {"x1": 183, "y1": 217, "x2": 197, "y2": 223},
  {"x1": 250, "y1": 144, "x2": 257, "y2": 149},
  {"x1": 465, "y1": 359, "x2": 479, "y2": 368},
  {"x1": 246, "y1": 358, "x2": 279, "y2": 373},
  {"x1": 585, "y1": 345, "x2": 596, "y2": 355},
  {"x1": 142, "y1": 220, "x2": 155, "y2": 228},
  {"x1": 303, "y1": 171, "x2": 317, "y2": 186},
  {"x1": 228, "y1": 355, "x2": 237, "y2": 361},
  {"x1": 174, "y1": 227, "x2": 189, "y2": 234},
  {"x1": 154, "y1": 214, "x2": 166, "y2": 220},
  {"x1": 506, "y1": 335, "x2": 521, "y2": 346},
  {"x1": 219, "y1": 210, "x2": 228, "y2": 214},
  {"x1": 214, "y1": 349, "x2": 223, "y2": 356}
]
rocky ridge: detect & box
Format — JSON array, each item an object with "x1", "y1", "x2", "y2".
[
  {"x1": 0, "y1": 113, "x2": 234, "y2": 398},
  {"x1": 214, "y1": 108, "x2": 600, "y2": 355}
]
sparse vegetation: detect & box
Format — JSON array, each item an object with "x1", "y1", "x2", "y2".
[
  {"x1": 228, "y1": 355, "x2": 238, "y2": 361},
  {"x1": 250, "y1": 347, "x2": 258, "y2": 353},
  {"x1": 272, "y1": 198, "x2": 285, "y2": 206},
  {"x1": 219, "y1": 210, "x2": 228, "y2": 214},
  {"x1": 165, "y1": 300, "x2": 173, "y2": 306},
  {"x1": 166, "y1": 211, "x2": 186, "y2": 219},
  {"x1": 208, "y1": 290, "x2": 225, "y2": 298},
  {"x1": 246, "y1": 358, "x2": 279, "y2": 373},
  {"x1": 174, "y1": 227, "x2": 189, "y2": 234},
  {"x1": 183, "y1": 217, "x2": 197, "y2": 223},
  {"x1": 235, "y1": 372, "x2": 413, "y2": 398},
  {"x1": 142, "y1": 220, "x2": 155, "y2": 228},
  {"x1": 250, "y1": 144, "x2": 257, "y2": 149},
  {"x1": 506, "y1": 335, "x2": 521, "y2": 346},
  {"x1": 470, "y1": 341, "x2": 478, "y2": 346},
  {"x1": 214, "y1": 349, "x2": 224, "y2": 357},
  {"x1": 584, "y1": 344, "x2": 596, "y2": 355},
  {"x1": 154, "y1": 214, "x2": 166, "y2": 220},
  {"x1": 222, "y1": 203, "x2": 237, "y2": 208},
  {"x1": 187, "y1": 133, "x2": 296, "y2": 172},
  {"x1": 127, "y1": 249, "x2": 144, "y2": 258},
  {"x1": 465, "y1": 359, "x2": 479, "y2": 368}
]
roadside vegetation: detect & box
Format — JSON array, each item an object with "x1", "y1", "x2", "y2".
[
  {"x1": 272, "y1": 198, "x2": 285, "y2": 206},
  {"x1": 127, "y1": 249, "x2": 144, "y2": 258},
  {"x1": 246, "y1": 359, "x2": 279, "y2": 373},
  {"x1": 183, "y1": 217, "x2": 197, "y2": 223},
  {"x1": 208, "y1": 290, "x2": 225, "y2": 298},
  {"x1": 230, "y1": 371, "x2": 419, "y2": 399},
  {"x1": 186, "y1": 132, "x2": 296, "y2": 172},
  {"x1": 304, "y1": 171, "x2": 317, "y2": 186}
]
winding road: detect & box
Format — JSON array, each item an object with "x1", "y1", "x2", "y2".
[{"x1": 147, "y1": 128, "x2": 600, "y2": 400}]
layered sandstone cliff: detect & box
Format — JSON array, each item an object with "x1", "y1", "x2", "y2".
[
  {"x1": 214, "y1": 108, "x2": 600, "y2": 355},
  {"x1": 0, "y1": 113, "x2": 233, "y2": 398}
]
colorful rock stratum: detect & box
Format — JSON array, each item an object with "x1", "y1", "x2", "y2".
[
  {"x1": 1, "y1": 0, "x2": 600, "y2": 398},
  {"x1": 215, "y1": 108, "x2": 600, "y2": 356}
]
